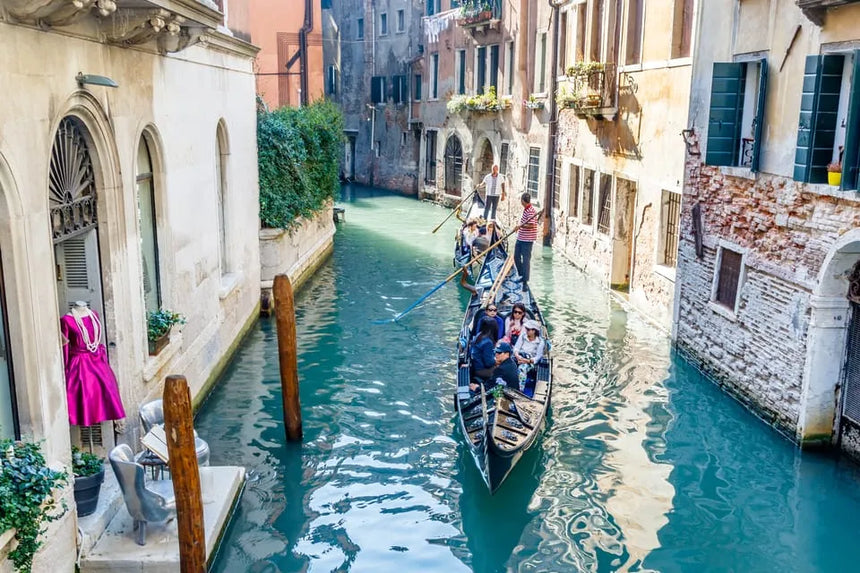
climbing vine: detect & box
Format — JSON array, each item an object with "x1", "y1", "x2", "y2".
[
  {"x1": 258, "y1": 100, "x2": 345, "y2": 229},
  {"x1": 0, "y1": 439, "x2": 67, "y2": 572}
]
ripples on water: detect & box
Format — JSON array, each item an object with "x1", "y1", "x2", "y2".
[{"x1": 201, "y1": 187, "x2": 860, "y2": 572}]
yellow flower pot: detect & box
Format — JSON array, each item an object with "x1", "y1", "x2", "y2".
[{"x1": 828, "y1": 171, "x2": 842, "y2": 186}]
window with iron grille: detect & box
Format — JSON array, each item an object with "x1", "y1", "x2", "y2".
[
  {"x1": 715, "y1": 248, "x2": 743, "y2": 309},
  {"x1": 568, "y1": 165, "x2": 580, "y2": 218},
  {"x1": 527, "y1": 147, "x2": 541, "y2": 197},
  {"x1": 582, "y1": 168, "x2": 595, "y2": 225},
  {"x1": 597, "y1": 174, "x2": 611, "y2": 234},
  {"x1": 553, "y1": 158, "x2": 562, "y2": 209},
  {"x1": 661, "y1": 190, "x2": 681, "y2": 267},
  {"x1": 500, "y1": 142, "x2": 509, "y2": 176}
]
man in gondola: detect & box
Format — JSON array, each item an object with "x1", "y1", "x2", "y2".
[{"x1": 471, "y1": 341, "x2": 519, "y2": 391}]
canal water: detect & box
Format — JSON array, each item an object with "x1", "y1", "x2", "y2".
[{"x1": 203, "y1": 186, "x2": 860, "y2": 572}]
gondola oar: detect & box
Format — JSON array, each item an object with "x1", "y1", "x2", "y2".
[
  {"x1": 431, "y1": 189, "x2": 478, "y2": 234},
  {"x1": 374, "y1": 209, "x2": 543, "y2": 324}
]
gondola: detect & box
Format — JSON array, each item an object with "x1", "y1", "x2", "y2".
[
  {"x1": 453, "y1": 191, "x2": 486, "y2": 268},
  {"x1": 454, "y1": 231, "x2": 552, "y2": 494}
]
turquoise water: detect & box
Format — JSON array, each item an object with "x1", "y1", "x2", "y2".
[{"x1": 202, "y1": 186, "x2": 860, "y2": 572}]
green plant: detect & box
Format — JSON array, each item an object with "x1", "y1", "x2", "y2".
[
  {"x1": 146, "y1": 309, "x2": 185, "y2": 342},
  {"x1": 491, "y1": 384, "x2": 505, "y2": 400},
  {"x1": 0, "y1": 439, "x2": 67, "y2": 573},
  {"x1": 828, "y1": 161, "x2": 842, "y2": 173},
  {"x1": 566, "y1": 61, "x2": 605, "y2": 77},
  {"x1": 71, "y1": 446, "x2": 102, "y2": 478},
  {"x1": 447, "y1": 86, "x2": 508, "y2": 114},
  {"x1": 258, "y1": 100, "x2": 345, "y2": 229}
]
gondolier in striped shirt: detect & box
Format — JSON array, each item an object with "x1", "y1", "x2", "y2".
[{"x1": 514, "y1": 192, "x2": 539, "y2": 291}]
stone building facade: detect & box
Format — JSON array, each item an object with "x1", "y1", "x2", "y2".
[
  {"x1": 674, "y1": 0, "x2": 860, "y2": 453},
  {"x1": 552, "y1": 0, "x2": 695, "y2": 330},
  {"x1": 0, "y1": 0, "x2": 260, "y2": 568},
  {"x1": 322, "y1": 0, "x2": 424, "y2": 192},
  {"x1": 417, "y1": 0, "x2": 552, "y2": 234}
]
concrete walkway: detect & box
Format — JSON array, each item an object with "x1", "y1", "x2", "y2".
[{"x1": 81, "y1": 466, "x2": 245, "y2": 572}]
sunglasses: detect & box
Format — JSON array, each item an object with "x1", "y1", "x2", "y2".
[
  {"x1": 487, "y1": 308, "x2": 498, "y2": 312},
  {"x1": 512, "y1": 310, "x2": 523, "y2": 315}
]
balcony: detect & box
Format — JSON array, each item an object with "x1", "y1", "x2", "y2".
[
  {"x1": 456, "y1": 0, "x2": 501, "y2": 33},
  {"x1": 796, "y1": 0, "x2": 860, "y2": 25},
  {"x1": 557, "y1": 62, "x2": 618, "y2": 120}
]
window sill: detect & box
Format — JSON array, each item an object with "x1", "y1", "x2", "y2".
[
  {"x1": 719, "y1": 166, "x2": 756, "y2": 180},
  {"x1": 708, "y1": 300, "x2": 738, "y2": 322},
  {"x1": 144, "y1": 331, "x2": 183, "y2": 382},
  {"x1": 803, "y1": 183, "x2": 860, "y2": 201},
  {"x1": 219, "y1": 271, "x2": 244, "y2": 300},
  {"x1": 653, "y1": 264, "x2": 677, "y2": 283},
  {"x1": 668, "y1": 57, "x2": 692, "y2": 68}
]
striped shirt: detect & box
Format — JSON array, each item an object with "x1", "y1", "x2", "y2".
[{"x1": 517, "y1": 205, "x2": 539, "y2": 242}]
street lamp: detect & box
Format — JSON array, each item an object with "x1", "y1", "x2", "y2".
[{"x1": 76, "y1": 73, "x2": 119, "y2": 89}]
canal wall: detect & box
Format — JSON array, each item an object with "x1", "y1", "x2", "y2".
[{"x1": 260, "y1": 201, "x2": 337, "y2": 296}]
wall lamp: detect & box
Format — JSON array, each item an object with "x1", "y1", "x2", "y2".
[{"x1": 76, "y1": 73, "x2": 119, "y2": 88}]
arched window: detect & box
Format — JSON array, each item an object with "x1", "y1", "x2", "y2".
[
  {"x1": 0, "y1": 250, "x2": 17, "y2": 440},
  {"x1": 137, "y1": 136, "x2": 161, "y2": 314},
  {"x1": 216, "y1": 123, "x2": 229, "y2": 274},
  {"x1": 444, "y1": 135, "x2": 463, "y2": 196}
]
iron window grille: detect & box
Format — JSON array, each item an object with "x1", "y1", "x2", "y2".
[
  {"x1": 597, "y1": 174, "x2": 611, "y2": 234},
  {"x1": 527, "y1": 147, "x2": 541, "y2": 197},
  {"x1": 715, "y1": 248, "x2": 743, "y2": 309},
  {"x1": 568, "y1": 165, "x2": 580, "y2": 218},
  {"x1": 582, "y1": 169, "x2": 595, "y2": 225},
  {"x1": 662, "y1": 191, "x2": 681, "y2": 267}
]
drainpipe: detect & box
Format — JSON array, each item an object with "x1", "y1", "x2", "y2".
[
  {"x1": 543, "y1": 2, "x2": 561, "y2": 246},
  {"x1": 299, "y1": 0, "x2": 313, "y2": 106}
]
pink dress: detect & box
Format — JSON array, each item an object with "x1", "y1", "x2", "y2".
[{"x1": 61, "y1": 311, "x2": 126, "y2": 426}]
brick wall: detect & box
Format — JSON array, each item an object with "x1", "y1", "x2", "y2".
[{"x1": 674, "y1": 148, "x2": 860, "y2": 439}]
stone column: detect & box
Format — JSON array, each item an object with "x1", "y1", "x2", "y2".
[{"x1": 797, "y1": 295, "x2": 851, "y2": 447}]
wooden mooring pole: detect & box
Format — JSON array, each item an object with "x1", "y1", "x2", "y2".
[
  {"x1": 163, "y1": 375, "x2": 206, "y2": 572},
  {"x1": 273, "y1": 274, "x2": 303, "y2": 442}
]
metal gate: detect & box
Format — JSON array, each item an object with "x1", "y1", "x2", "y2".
[
  {"x1": 444, "y1": 135, "x2": 463, "y2": 196},
  {"x1": 841, "y1": 301, "x2": 860, "y2": 427}
]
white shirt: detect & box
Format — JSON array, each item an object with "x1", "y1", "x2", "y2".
[{"x1": 482, "y1": 173, "x2": 505, "y2": 197}]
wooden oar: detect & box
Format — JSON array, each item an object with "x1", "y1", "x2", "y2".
[
  {"x1": 483, "y1": 252, "x2": 515, "y2": 308},
  {"x1": 431, "y1": 189, "x2": 477, "y2": 234},
  {"x1": 372, "y1": 215, "x2": 540, "y2": 325}
]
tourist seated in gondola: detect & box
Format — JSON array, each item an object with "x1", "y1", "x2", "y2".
[
  {"x1": 461, "y1": 219, "x2": 478, "y2": 252},
  {"x1": 504, "y1": 303, "x2": 527, "y2": 345},
  {"x1": 484, "y1": 304, "x2": 504, "y2": 343},
  {"x1": 470, "y1": 317, "x2": 498, "y2": 380},
  {"x1": 513, "y1": 319, "x2": 545, "y2": 393},
  {"x1": 472, "y1": 225, "x2": 490, "y2": 254},
  {"x1": 470, "y1": 341, "x2": 519, "y2": 392}
]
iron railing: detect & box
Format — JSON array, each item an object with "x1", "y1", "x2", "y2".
[
  {"x1": 456, "y1": 0, "x2": 502, "y2": 27},
  {"x1": 563, "y1": 62, "x2": 618, "y2": 115}
]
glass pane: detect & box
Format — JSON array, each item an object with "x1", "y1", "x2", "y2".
[
  {"x1": 0, "y1": 267, "x2": 14, "y2": 439},
  {"x1": 137, "y1": 139, "x2": 160, "y2": 314}
]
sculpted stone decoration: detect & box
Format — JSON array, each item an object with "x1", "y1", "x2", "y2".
[
  {"x1": 105, "y1": 9, "x2": 183, "y2": 47},
  {"x1": 0, "y1": 0, "x2": 116, "y2": 26}
]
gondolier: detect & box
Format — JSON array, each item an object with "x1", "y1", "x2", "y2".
[
  {"x1": 480, "y1": 164, "x2": 506, "y2": 221},
  {"x1": 514, "y1": 193, "x2": 538, "y2": 292}
]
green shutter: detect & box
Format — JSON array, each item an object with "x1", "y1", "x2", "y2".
[
  {"x1": 811, "y1": 55, "x2": 844, "y2": 183},
  {"x1": 794, "y1": 56, "x2": 821, "y2": 182},
  {"x1": 843, "y1": 50, "x2": 860, "y2": 190},
  {"x1": 706, "y1": 63, "x2": 746, "y2": 166},
  {"x1": 751, "y1": 58, "x2": 768, "y2": 173}
]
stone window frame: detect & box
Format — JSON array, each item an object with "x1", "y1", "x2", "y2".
[
  {"x1": 379, "y1": 12, "x2": 388, "y2": 36},
  {"x1": 357, "y1": 17, "x2": 364, "y2": 40},
  {"x1": 657, "y1": 188, "x2": 682, "y2": 271},
  {"x1": 564, "y1": 159, "x2": 581, "y2": 220},
  {"x1": 709, "y1": 239, "x2": 748, "y2": 320}
]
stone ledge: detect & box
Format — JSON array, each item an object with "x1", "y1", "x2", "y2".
[{"x1": 81, "y1": 466, "x2": 245, "y2": 572}]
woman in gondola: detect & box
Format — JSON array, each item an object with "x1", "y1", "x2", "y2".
[
  {"x1": 513, "y1": 319, "x2": 545, "y2": 393},
  {"x1": 470, "y1": 317, "x2": 498, "y2": 386},
  {"x1": 504, "y1": 303, "x2": 527, "y2": 345}
]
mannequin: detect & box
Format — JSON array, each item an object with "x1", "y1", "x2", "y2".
[{"x1": 60, "y1": 301, "x2": 125, "y2": 426}]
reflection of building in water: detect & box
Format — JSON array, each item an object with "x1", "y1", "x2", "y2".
[{"x1": 597, "y1": 364, "x2": 674, "y2": 567}]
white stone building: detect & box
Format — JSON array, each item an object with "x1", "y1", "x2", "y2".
[
  {"x1": 674, "y1": 0, "x2": 860, "y2": 454},
  {"x1": 0, "y1": 0, "x2": 260, "y2": 568}
]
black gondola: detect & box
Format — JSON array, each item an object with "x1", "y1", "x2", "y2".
[{"x1": 454, "y1": 232, "x2": 552, "y2": 494}]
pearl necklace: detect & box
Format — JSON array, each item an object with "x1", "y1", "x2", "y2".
[{"x1": 71, "y1": 307, "x2": 101, "y2": 354}]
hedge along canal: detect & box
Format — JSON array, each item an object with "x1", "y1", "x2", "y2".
[{"x1": 200, "y1": 185, "x2": 860, "y2": 572}]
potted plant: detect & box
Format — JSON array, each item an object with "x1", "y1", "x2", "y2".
[
  {"x1": 828, "y1": 162, "x2": 842, "y2": 186},
  {"x1": 147, "y1": 309, "x2": 185, "y2": 356},
  {"x1": 524, "y1": 94, "x2": 545, "y2": 110},
  {"x1": 72, "y1": 446, "x2": 103, "y2": 518},
  {"x1": 0, "y1": 439, "x2": 66, "y2": 572}
]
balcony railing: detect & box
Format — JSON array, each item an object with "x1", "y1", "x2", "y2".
[
  {"x1": 456, "y1": 0, "x2": 502, "y2": 29},
  {"x1": 557, "y1": 62, "x2": 618, "y2": 119}
]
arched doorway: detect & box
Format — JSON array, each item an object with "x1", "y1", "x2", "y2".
[
  {"x1": 475, "y1": 138, "x2": 494, "y2": 181},
  {"x1": 444, "y1": 135, "x2": 463, "y2": 196},
  {"x1": 50, "y1": 117, "x2": 105, "y2": 319}
]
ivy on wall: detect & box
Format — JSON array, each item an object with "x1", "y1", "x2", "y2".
[{"x1": 258, "y1": 100, "x2": 345, "y2": 229}]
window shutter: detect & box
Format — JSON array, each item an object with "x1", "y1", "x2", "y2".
[
  {"x1": 751, "y1": 58, "x2": 768, "y2": 173},
  {"x1": 371, "y1": 78, "x2": 380, "y2": 103},
  {"x1": 794, "y1": 55, "x2": 844, "y2": 183},
  {"x1": 843, "y1": 50, "x2": 860, "y2": 191},
  {"x1": 706, "y1": 63, "x2": 746, "y2": 166}
]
